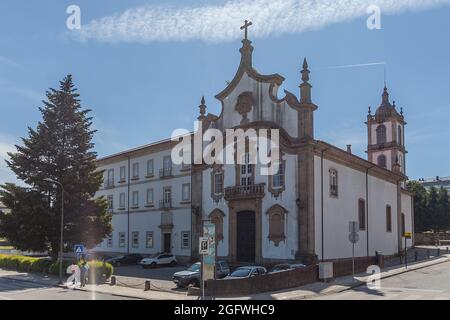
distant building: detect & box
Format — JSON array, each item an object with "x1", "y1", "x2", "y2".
[{"x1": 417, "y1": 176, "x2": 450, "y2": 192}]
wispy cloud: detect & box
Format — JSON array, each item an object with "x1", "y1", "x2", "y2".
[
  {"x1": 319, "y1": 62, "x2": 386, "y2": 70},
  {"x1": 0, "y1": 56, "x2": 20, "y2": 68},
  {"x1": 0, "y1": 134, "x2": 19, "y2": 185},
  {"x1": 73, "y1": 0, "x2": 450, "y2": 43}
]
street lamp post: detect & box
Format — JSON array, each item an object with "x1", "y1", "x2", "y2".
[{"x1": 44, "y1": 178, "x2": 64, "y2": 284}]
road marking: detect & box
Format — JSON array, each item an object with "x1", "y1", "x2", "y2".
[{"x1": 382, "y1": 286, "x2": 442, "y2": 293}]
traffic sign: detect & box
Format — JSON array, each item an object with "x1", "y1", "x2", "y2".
[
  {"x1": 349, "y1": 232, "x2": 359, "y2": 244},
  {"x1": 199, "y1": 237, "x2": 209, "y2": 255},
  {"x1": 404, "y1": 232, "x2": 412, "y2": 239},
  {"x1": 349, "y1": 221, "x2": 358, "y2": 233},
  {"x1": 74, "y1": 244, "x2": 85, "y2": 254}
]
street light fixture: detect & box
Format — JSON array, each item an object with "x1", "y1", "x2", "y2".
[{"x1": 44, "y1": 178, "x2": 65, "y2": 285}]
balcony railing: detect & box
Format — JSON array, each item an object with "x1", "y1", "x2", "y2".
[
  {"x1": 104, "y1": 179, "x2": 114, "y2": 189},
  {"x1": 159, "y1": 167, "x2": 173, "y2": 178},
  {"x1": 224, "y1": 183, "x2": 266, "y2": 201},
  {"x1": 159, "y1": 199, "x2": 172, "y2": 210}
]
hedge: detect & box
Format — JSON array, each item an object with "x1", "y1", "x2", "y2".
[{"x1": 0, "y1": 254, "x2": 113, "y2": 280}]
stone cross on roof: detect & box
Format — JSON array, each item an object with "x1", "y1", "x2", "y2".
[{"x1": 240, "y1": 20, "x2": 253, "y2": 40}]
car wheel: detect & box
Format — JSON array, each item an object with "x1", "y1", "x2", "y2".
[
  {"x1": 192, "y1": 279, "x2": 200, "y2": 288},
  {"x1": 150, "y1": 262, "x2": 157, "y2": 268},
  {"x1": 170, "y1": 260, "x2": 177, "y2": 266}
]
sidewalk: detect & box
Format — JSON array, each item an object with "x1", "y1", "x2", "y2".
[
  {"x1": 238, "y1": 254, "x2": 450, "y2": 300},
  {"x1": 1, "y1": 253, "x2": 448, "y2": 300}
]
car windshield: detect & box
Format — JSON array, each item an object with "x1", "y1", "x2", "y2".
[
  {"x1": 230, "y1": 268, "x2": 251, "y2": 277},
  {"x1": 187, "y1": 263, "x2": 201, "y2": 272}
]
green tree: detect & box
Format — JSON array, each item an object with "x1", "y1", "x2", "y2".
[
  {"x1": 437, "y1": 187, "x2": 450, "y2": 231},
  {"x1": 0, "y1": 75, "x2": 112, "y2": 259},
  {"x1": 407, "y1": 181, "x2": 428, "y2": 232},
  {"x1": 427, "y1": 187, "x2": 439, "y2": 232}
]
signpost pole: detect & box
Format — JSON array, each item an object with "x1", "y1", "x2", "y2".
[
  {"x1": 352, "y1": 242, "x2": 355, "y2": 281},
  {"x1": 405, "y1": 236, "x2": 407, "y2": 269}
]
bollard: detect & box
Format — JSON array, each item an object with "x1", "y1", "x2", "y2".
[
  {"x1": 110, "y1": 276, "x2": 116, "y2": 286},
  {"x1": 144, "y1": 280, "x2": 151, "y2": 291},
  {"x1": 414, "y1": 251, "x2": 418, "y2": 262},
  {"x1": 437, "y1": 248, "x2": 441, "y2": 256},
  {"x1": 427, "y1": 249, "x2": 430, "y2": 259}
]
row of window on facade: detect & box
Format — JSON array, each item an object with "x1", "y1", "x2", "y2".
[
  {"x1": 106, "y1": 184, "x2": 191, "y2": 211},
  {"x1": 376, "y1": 124, "x2": 403, "y2": 146},
  {"x1": 357, "y1": 199, "x2": 406, "y2": 233},
  {"x1": 106, "y1": 231, "x2": 191, "y2": 250},
  {"x1": 105, "y1": 156, "x2": 191, "y2": 187}
]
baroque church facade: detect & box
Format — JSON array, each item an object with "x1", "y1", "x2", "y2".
[{"x1": 93, "y1": 31, "x2": 413, "y2": 265}]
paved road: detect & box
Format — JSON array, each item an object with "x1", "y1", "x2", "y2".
[
  {"x1": 0, "y1": 277, "x2": 136, "y2": 300},
  {"x1": 312, "y1": 261, "x2": 450, "y2": 300}
]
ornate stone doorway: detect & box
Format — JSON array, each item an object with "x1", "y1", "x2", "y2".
[{"x1": 236, "y1": 211, "x2": 256, "y2": 263}]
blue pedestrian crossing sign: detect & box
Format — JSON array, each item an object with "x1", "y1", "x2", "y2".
[{"x1": 74, "y1": 244, "x2": 85, "y2": 254}]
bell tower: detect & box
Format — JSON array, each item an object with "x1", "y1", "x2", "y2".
[{"x1": 366, "y1": 86, "x2": 407, "y2": 174}]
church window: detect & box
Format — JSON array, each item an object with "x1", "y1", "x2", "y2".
[
  {"x1": 266, "y1": 204, "x2": 288, "y2": 246},
  {"x1": 398, "y1": 125, "x2": 402, "y2": 146},
  {"x1": 376, "y1": 124, "x2": 387, "y2": 144},
  {"x1": 214, "y1": 172, "x2": 224, "y2": 194},
  {"x1": 401, "y1": 213, "x2": 406, "y2": 236},
  {"x1": 272, "y1": 162, "x2": 285, "y2": 189},
  {"x1": 209, "y1": 209, "x2": 225, "y2": 242},
  {"x1": 377, "y1": 155, "x2": 387, "y2": 168},
  {"x1": 240, "y1": 153, "x2": 254, "y2": 186},
  {"x1": 358, "y1": 199, "x2": 366, "y2": 230},
  {"x1": 329, "y1": 169, "x2": 338, "y2": 197},
  {"x1": 386, "y1": 206, "x2": 392, "y2": 232}
]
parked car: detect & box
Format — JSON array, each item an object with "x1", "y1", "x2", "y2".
[
  {"x1": 269, "y1": 263, "x2": 306, "y2": 273},
  {"x1": 172, "y1": 260, "x2": 231, "y2": 288},
  {"x1": 223, "y1": 266, "x2": 267, "y2": 279},
  {"x1": 139, "y1": 253, "x2": 177, "y2": 268},
  {"x1": 105, "y1": 254, "x2": 143, "y2": 267}
]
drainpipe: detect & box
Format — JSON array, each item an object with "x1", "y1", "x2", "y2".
[
  {"x1": 127, "y1": 155, "x2": 131, "y2": 254},
  {"x1": 366, "y1": 165, "x2": 375, "y2": 257},
  {"x1": 320, "y1": 147, "x2": 330, "y2": 262}
]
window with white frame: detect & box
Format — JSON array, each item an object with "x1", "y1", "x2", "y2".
[
  {"x1": 119, "y1": 193, "x2": 126, "y2": 209},
  {"x1": 146, "y1": 232, "x2": 154, "y2": 248},
  {"x1": 107, "y1": 195, "x2": 113, "y2": 210},
  {"x1": 147, "y1": 159, "x2": 154, "y2": 177},
  {"x1": 182, "y1": 183, "x2": 191, "y2": 202},
  {"x1": 107, "y1": 169, "x2": 114, "y2": 187},
  {"x1": 132, "y1": 232, "x2": 139, "y2": 248},
  {"x1": 272, "y1": 162, "x2": 285, "y2": 188},
  {"x1": 181, "y1": 231, "x2": 190, "y2": 249},
  {"x1": 119, "y1": 232, "x2": 126, "y2": 248},
  {"x1": 132, "y1": 191, "x2": 139, "y2": 208},
  {"x1": 146, "y1": 188, "x2": 154, "y2": 206},
  {"x1": 132, "y1": 162, "x2": 139, "y2": 179},
  {"x1": 107, "y1": 234, "x2": 113, "y2": 248},
  {"x1": 214, "y1": 172, "x2": 224, "y2": 195},
  {"x1": 163, "y1": 156, "x2": 172, "y2": 171},
  {"x1": 240, "y1": 153, "x2": 253, "y2": 186},
  {"x1": 120, "y1": 166, "x2": 126, "y2": 182},
  {"x1": 163, "y1": 187, "x2": 172, "y2": 204}
]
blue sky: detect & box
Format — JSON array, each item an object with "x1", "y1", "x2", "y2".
[{"x1": 0, "y1": 0, "x2": 449, "y2": 184}]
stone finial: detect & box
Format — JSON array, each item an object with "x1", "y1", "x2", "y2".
[
  {"x1": 346, "y1": 145, "x2": 352, "y2": 154},
  {"x1": 300, "y1": 57, "x2": 312, "y2": 104},
  {"x1": 198, "y1": 96, "x2": 207, "y2": 121},
  {"x1": 368, "y1": 106, "x2": 372, "y2": 115},
  {"x1": 382, "y1": 86, "x2": 390, "y2": 105},
  {"x1": 400, "y1": 107, "x2": 404, "y2": 116},
  {"x1": 301, "y1": 58, "x2": 310, "y2": 83}
]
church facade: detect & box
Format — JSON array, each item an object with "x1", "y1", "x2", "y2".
[{"x1": 93, "y1": 33, "x2": 413, "y2": 265}]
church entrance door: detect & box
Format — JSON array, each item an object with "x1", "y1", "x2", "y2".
[{"x1": 236, "y1": 211, "x2": 256, "y2": 263}]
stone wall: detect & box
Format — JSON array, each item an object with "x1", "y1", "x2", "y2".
[{"x1": 415, "y1": 232, "x2": 450, "y2": 245}]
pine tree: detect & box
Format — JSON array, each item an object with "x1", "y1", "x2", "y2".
[{"x1": 0, "y1": 75, "x2": 112, "y2": 259}]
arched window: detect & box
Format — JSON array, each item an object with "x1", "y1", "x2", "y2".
[
  {"x1": 209, "y1": 209, "x2": 225, "y2": 243},
  {"x1": 398, "y1": 125, "x2": 402, "y2": 146},
  {"x1": 376, "y1": 124, "x2": 387, "y2": 144},
  {"x1": 377, "y1": 155, "x2": 387, "y2": 169},
  {"x1": 266, "y1": 204, "x2": 288, "y2": 246},
  {"x1": 329, "y1": 169, "x2": 338, "y2": 197}
]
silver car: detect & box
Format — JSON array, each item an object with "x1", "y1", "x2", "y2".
[{"x1": 223, "y1": 266, "x2": 267, "y2": 279}]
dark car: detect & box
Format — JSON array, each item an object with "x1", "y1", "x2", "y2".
[
  {"x1": 223, "y1": 266, "x2": 267, "y2": 279},
  {"x1": 269, "y1": 263, "x2": 306, "y2": 273},
  {"x1": 105, "y1": 254, "x2": 143, "y2": 267},
  {"x1": 172, "y1": 260, "x2": 231, "y2": 288}
]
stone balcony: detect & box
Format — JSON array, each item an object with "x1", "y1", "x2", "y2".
[{"x1": 224, "y1": 183, "x2": 266, "y2": 201}]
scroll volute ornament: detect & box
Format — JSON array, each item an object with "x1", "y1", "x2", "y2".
[{"x1": 235, "y1": 91, "x2": 254, "y2": 125}]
